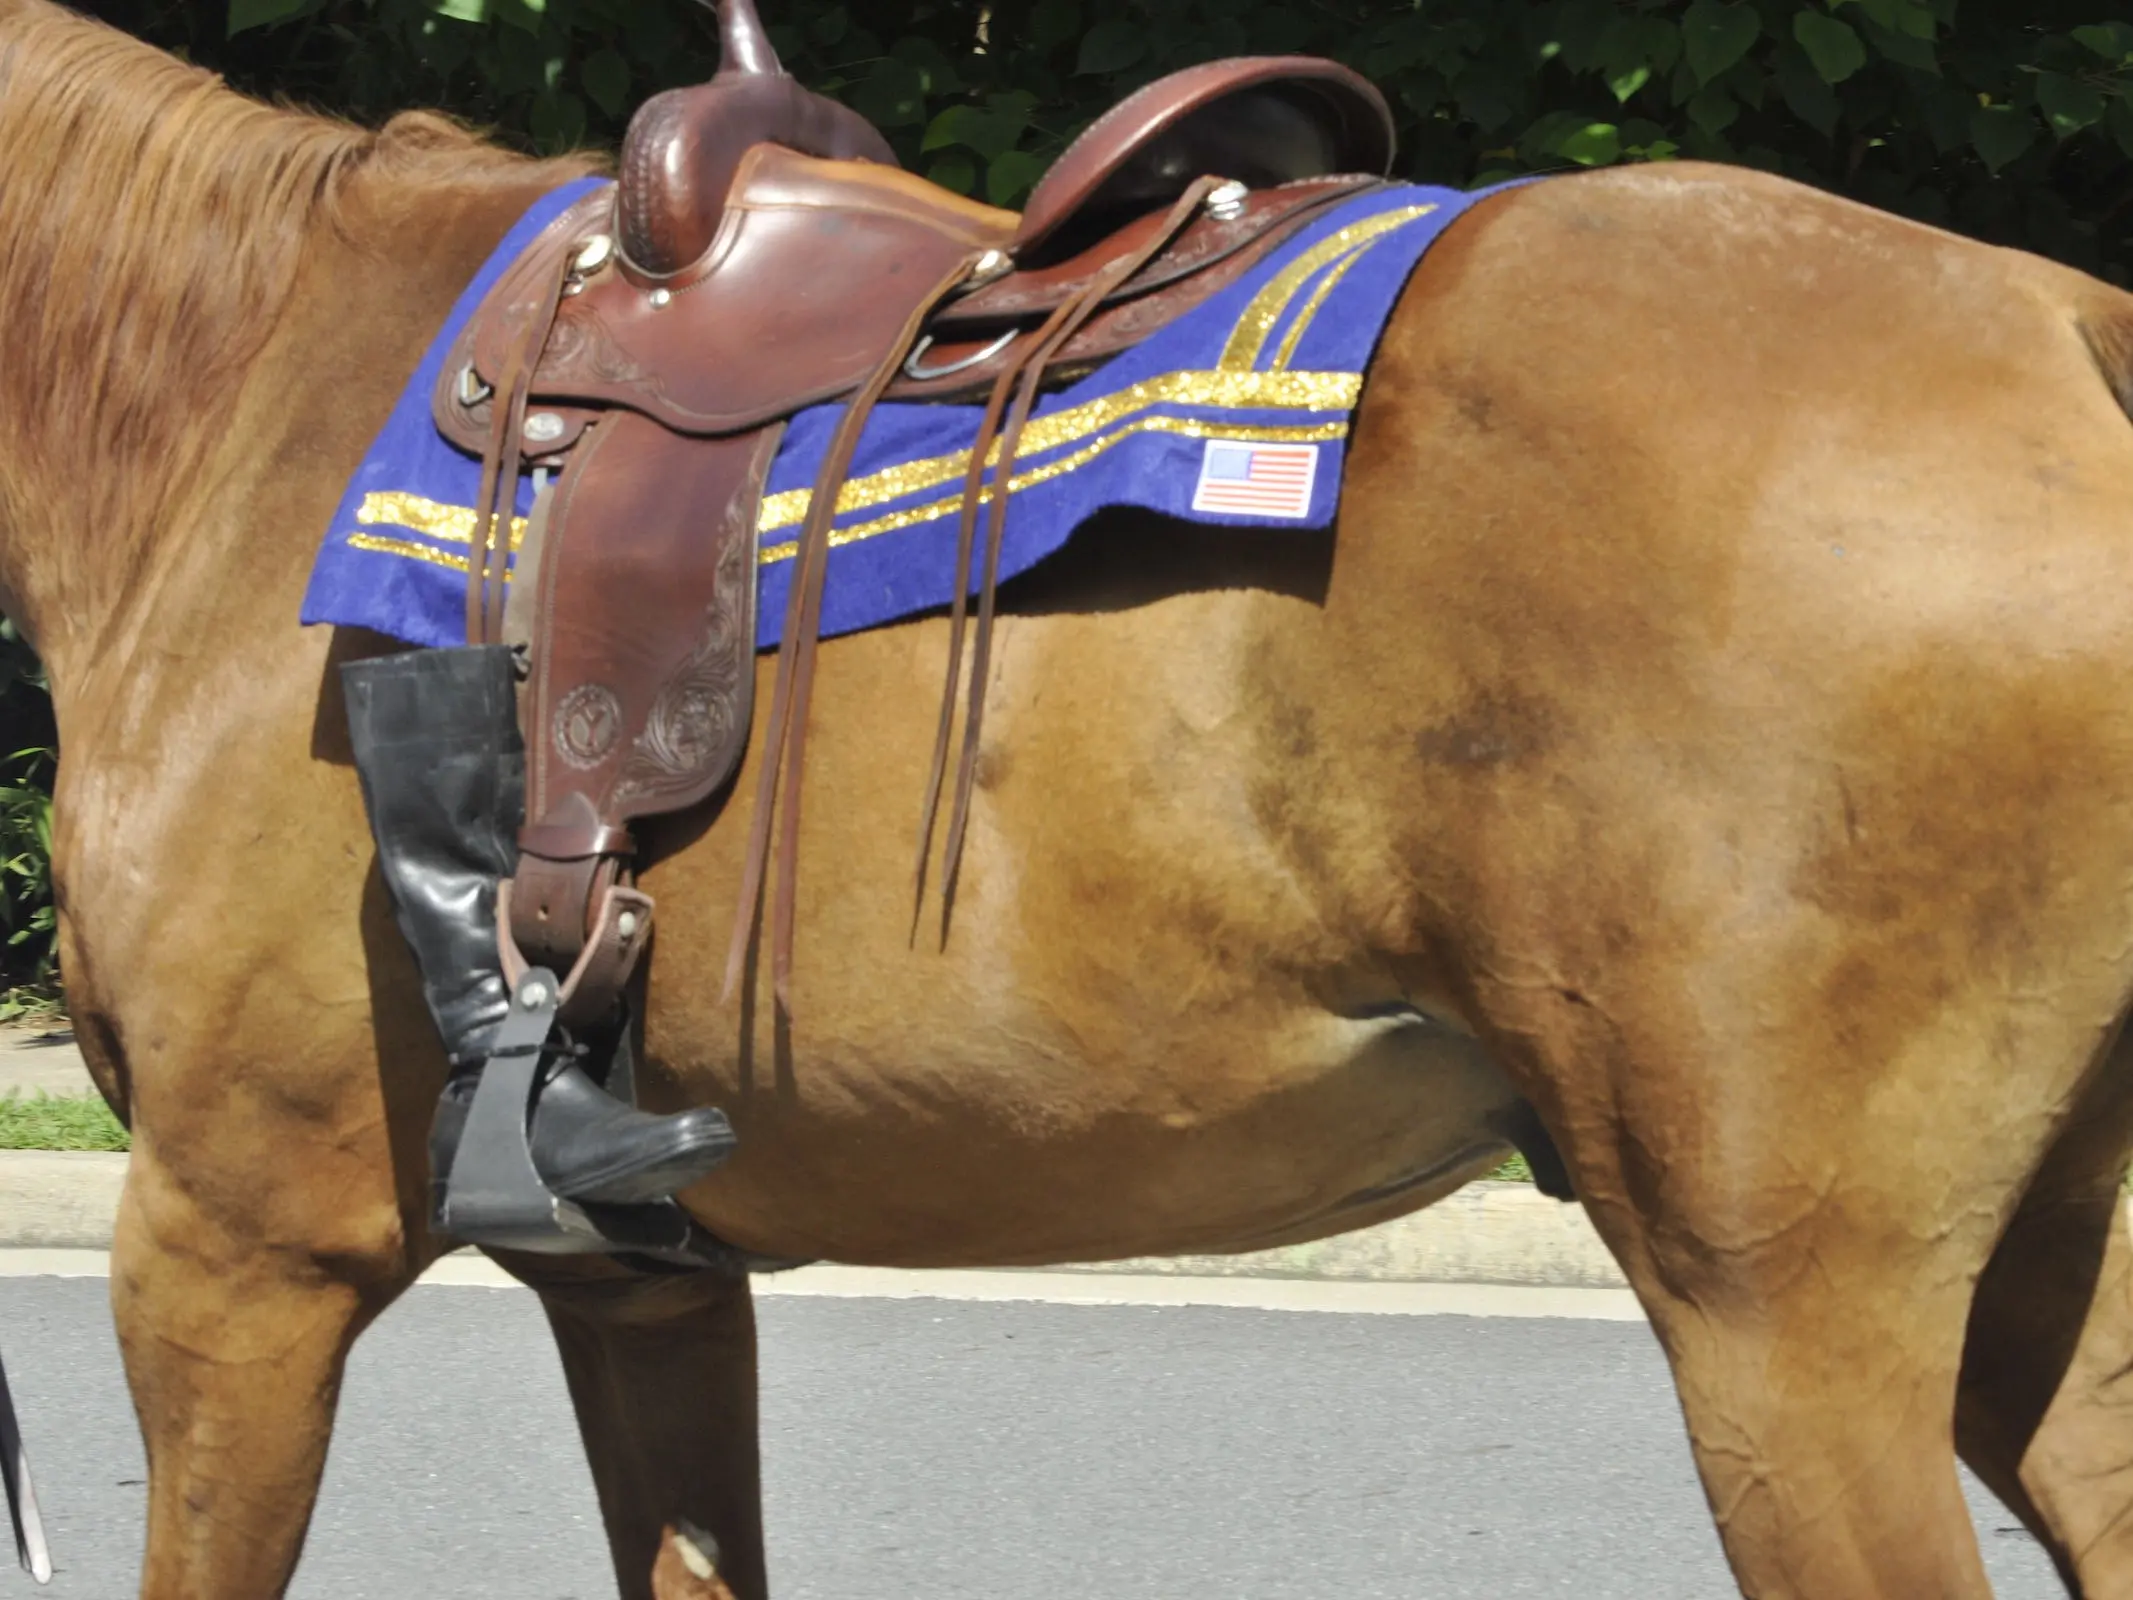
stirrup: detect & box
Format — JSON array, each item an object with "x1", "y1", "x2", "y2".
[{"x1": 436, "y1": 968, "x2": 736, "y2": 1269}]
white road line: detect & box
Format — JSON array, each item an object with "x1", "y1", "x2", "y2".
[{"x1": 0, "y1": 1249, "x2": 1645, "y2": 1320}]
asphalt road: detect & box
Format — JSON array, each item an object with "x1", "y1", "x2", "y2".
[{"x1": 0, "y1": 1275, "x2": 2064, "y2": 1599}]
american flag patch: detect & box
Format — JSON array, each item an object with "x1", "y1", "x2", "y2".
[{"x1": 1190, "y1": 439, "x2": 1320, "y2": 519}]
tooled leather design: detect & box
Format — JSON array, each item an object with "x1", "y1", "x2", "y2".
[
  {"x1": 542, "y1": 303, "x2": 661, "y2": 393},
  {"x1": 610, "y1": 518, "x2": 753, "y2": 812},
  {"x1": 554, "y1": 683, "x2": 625, "y2": 771},
  {"x1": 619, "y1": 94, "x2": 688, "y2": 274}
]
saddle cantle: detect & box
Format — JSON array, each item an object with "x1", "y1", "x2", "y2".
[{"x1": 427, "y1": 0, "x2": 1396, "y2": 1254}]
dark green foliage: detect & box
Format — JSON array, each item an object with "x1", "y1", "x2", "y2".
[
  {"x1": 71, "y1": 0, "x2": 2133, "y2": 282},
  {"x1": 0, "y1": 624, "x2": 55, "y2": 1003},
  {"x1": 7, "y1": 0, "x2": 2129, "y2": 1004}
]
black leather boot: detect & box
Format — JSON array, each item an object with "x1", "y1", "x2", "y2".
[{"x1": 341, "y1": 645, "x2": 734, "y2": 1213}]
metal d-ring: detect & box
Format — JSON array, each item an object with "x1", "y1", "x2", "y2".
[{"x1": 902, "y1": 328, "x2": 1019, "y2": 382}]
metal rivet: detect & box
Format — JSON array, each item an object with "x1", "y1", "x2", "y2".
[
  {"x1": 523, "y1": 412, "x2": 566, "y2": 445},
  {"x1": 570, "y1": 233, "x2": 614, "y2": 276},
  {"x1": 1207, "y1": 180, "x2": 1249, "y2": 221},
  {"x1": 617, "y1": 911, "x2": 639, "y2": 940},
  {"x1": 648, "y1": 287, "x2": 673, "y2": 309},
  {"x1": 971, "y1": 247, "x2": 1012, "y2": 281},
  {"x1": 520, "y1": 982, "x2": 551, "y2": 1010}
]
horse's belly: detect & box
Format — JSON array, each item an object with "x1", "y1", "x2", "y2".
[{"x1": 662, "y1": 1009, "x2": 1519, "y2": 1268}]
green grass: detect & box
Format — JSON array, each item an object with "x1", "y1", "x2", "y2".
[
  {"x1": 1488, "y1": 1151, "x2": 1533, "y2": 1183},
  {"x1": 0, "y1": 1091, "x2": 128, "y2": 1152}
]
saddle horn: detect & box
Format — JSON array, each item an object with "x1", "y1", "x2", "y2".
[
  {"x1": 703, "y1": 0, "x2": 781, "y2": 78},
  {"x1": 618, "y1": 0, "x2": 900, "y2": 278}
]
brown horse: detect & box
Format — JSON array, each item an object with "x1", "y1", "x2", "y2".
[{"x1": 7, "y1": 2, "x2": 2133, "y2": 1596}]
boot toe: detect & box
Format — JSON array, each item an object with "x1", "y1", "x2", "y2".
[{"x1": 542, "y1": 1105, "x2": 739, "y2": 1205}]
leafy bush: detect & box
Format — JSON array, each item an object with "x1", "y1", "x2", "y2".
[
  {"x1": 0, "y1": 623, "x2": 55, "y2": 1006},
  {"x1": 82, "y1": 1, "x2": 2132, "y2": 283}
]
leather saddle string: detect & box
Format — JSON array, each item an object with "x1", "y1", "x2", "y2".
[
  {"x1": 465, "y1": 249, "x2": 574, "y2": 647},
  {"x1": 720, "y1": 250, "x2": 987, "y2": 1008},
  {"x1": 932, "y1": 177, "x2": 1226, "y2": 935},
  {"x1": 905, "y1": 323, "x2": 1031, "y2": 935}
]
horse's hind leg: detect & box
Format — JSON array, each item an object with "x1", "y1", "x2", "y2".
[
  {"x1": 531, "y1": 1266, "x2": 765, "y2": 1600},
  {"x1": 1490, "y1": 918, "x2": 2119, "y2": 1595},
  {"x1": 1956, "y1": 1033, "x2": 2133, "y2": 1598}
]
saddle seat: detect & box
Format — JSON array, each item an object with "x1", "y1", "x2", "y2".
[{"x1": 420, "y1": 0, "x2": 1400, "y2": 1260}]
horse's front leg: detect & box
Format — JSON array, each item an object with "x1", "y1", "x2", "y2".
[
  {"x1": 108, "y1": 1015, "x2": 436, "y2": 1600},
  {"x1": 529, "y1": 1264, "x2": 765, "y2": 1600}
]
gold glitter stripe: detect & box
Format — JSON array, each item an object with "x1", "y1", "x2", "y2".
[
  {"x1": 757, "y1": 413, "x2": 1347, "y2": 566},
  {"x1": 346, "y1": 531, "x2": 510, "y2": 578},
  {"x1": 755, "y1": 368, "x2": 1361, "y2": 535},
  {"x1": 357, "y1": 491, "x2": 528, "y2": 551},
  {"x1": 1271, "y1": 246, "x2": 1371, "y2": 372},
  {"x1": 1216, "y1": 204, "x2": 1438, "y2": 373}
]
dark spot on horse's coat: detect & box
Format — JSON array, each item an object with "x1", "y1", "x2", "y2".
[
  {"x1": 1557, "y1": 987, "x2": 1591, "y2": 1008},
  {"x1": 973, "y1": 743, "x2": 1011, "y2": 792},
  {"x1": 1415, "y1": 691, "x2": 1559, "y2": 770},
  {"x1": 1270, "y1": 700, "x2": 1317, "y2": 759}
]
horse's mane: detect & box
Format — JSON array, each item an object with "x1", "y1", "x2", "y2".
[{"x1": 0, "y1": 0, "x2": 597, "y2": 622}]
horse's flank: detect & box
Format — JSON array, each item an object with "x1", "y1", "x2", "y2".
[{"x1": 0, "y1": 0, "x2": 591, "y2": 672}]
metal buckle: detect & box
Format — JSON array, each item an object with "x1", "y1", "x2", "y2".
[{"x1": 901, "y1": 328, "x2": 1019, "y2": 382}]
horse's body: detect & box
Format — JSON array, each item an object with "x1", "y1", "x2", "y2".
[{"x1": 8, "y1": 4, "x2": 2133, "y2": 1596}]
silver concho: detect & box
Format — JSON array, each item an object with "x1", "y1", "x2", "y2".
[{"x1": 553, "y1": 683, "x2": 623, "y2": 770}]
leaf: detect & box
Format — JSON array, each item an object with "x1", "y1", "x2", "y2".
[
  {"x1": 1859, "y1": 17, "x2": 1937, "y2": 74},
  {"x1": 1687, "y1": 84, "x2": 1740, "y2": 133},
  {"x1": 1027, "y1": 0, "x2": 1082, "y2": 53},
  {"x1": 579, "y1": 48, "x2": 630, "y2": 119},
  {"x1": 923, "y1": 103, "x2": 987, "y2": 154},
  {"x1": 227, "y1": 0, "x2": 312, "y2": 36},
  {"x1": 1857, "y1": 0, "x2": 1935, "y2": 40},
  {"x1": 854, "y1": 57, "x2": 927, "y2": 128},
  {"x1": 1556, "y1": 122, "x2": 1622, "y2": 165},
  {"x1": 926, "y1": 151, "x2": 977, "y2": 196},
  {"x1": 1969, "y1": 103, "x2": 2037, "y2": 173},
  {"x1": 1681, "y1": 0, "x2": 1761, "y2": 85},
  {"x1": 2109, "y1": 94, "x2": 2133, "y2": 159},
  {"x1": 1794, "y1": 11, "x2": 1867, "y2": 84},
  {"x1": 2072, "y1": 23, "x2": 2133, "y2": 66},
  {"x1": 1075, "y1": 20, "x2": 1146, "y2": 76},
  {"x1": 2036, "y1": 72, "x2": 2105, "y2": 139},
  {"x1": 528, "y1": 88, "x2": 585, "y2": 152},
  {"x1": 1608, "y1": 64, "x2": 1652, "y2": 103},
  {"x1": 1776, "y1": 43, "x2": 1841, "y2": 134},
  {"x1": 986, "y1": 149, "x2": 1048, "y2": 206}
]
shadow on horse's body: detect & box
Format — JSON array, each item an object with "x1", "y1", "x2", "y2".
[{"x1": 7, "y1": 4, "x2": 2133, "y2": 1595}]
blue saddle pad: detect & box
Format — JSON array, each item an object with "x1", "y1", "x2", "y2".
[{"x1": 302, "y1": 176, "x2": 1504, "y2": 651}]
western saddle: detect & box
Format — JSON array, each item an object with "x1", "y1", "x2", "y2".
[{"x1": 428, "y1": 0, "x2": 1396, "y2": 1258}]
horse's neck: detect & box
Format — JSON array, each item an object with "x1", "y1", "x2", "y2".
[{"x1": 37, "y1": 174, "x2": 566, "y2": 731}]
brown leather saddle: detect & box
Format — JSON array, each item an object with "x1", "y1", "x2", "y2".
[{"x1": 434, "y1": 0, "x2": 1396, "y2": 1032}]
